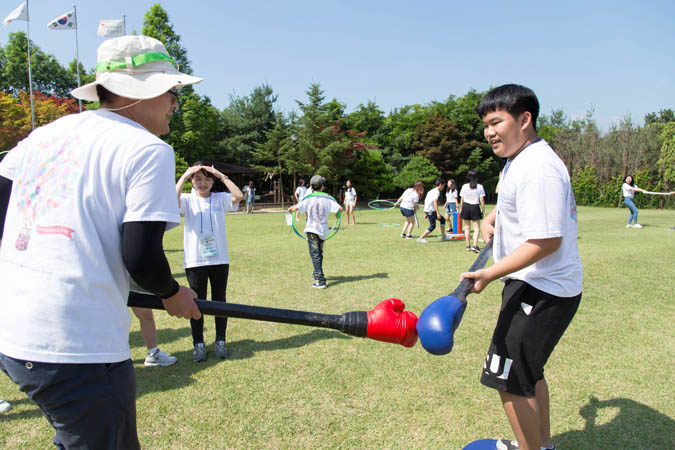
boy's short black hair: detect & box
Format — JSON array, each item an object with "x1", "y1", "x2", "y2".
[
  {"x1": 435, "y1": 178, "x2": 444, "y2": 187},
  {"x1": 476, "y1": 84, "x2": 540, "y2": 130}
]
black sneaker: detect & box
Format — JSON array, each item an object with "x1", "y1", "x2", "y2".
[
  {"x1": 465, "y1": 246, "x2": 471, "y2": 251},
  {"x1": 405, "y1": 235, "x2": 414, "y2": 239},
  {"x1": 312, "y1": 281, "x2": 327, "y2": 289},
  {"x1": 400, "y1": 233, "x2": 406, "y2": 238},
  {"x1": 471, "y1": 245, "x2": 481, "y2": 253}
]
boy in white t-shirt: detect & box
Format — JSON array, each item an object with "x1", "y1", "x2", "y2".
[
  {"x1": 288, "y1": 175, "x2": 343, "y2": 289},
  {"x1": 462, "y1": 84, "x2": 583, "y2": 450},
  {"x1": 417, "y1": 178, "x2": 449, "y2": 243}
]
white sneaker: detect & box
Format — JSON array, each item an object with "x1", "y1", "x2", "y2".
[
  {"x1": 440, "y1": 235, "x2": 450, "y2": 241},
  {"x1": 626, "y1": 224, "x2": 633, "y2": 228},
  {"x1": 417, "y1": 238, "x2": 428, "y2": 243},
  {"x1": 0, "y1": 400, "x2": 12, "y2": 412},
  {"x1": 144, "y1": 348, "x2": 177, "y2": 367},
  {"x1": 633, "y1": 223, "x2": 643, "y2": 228}
]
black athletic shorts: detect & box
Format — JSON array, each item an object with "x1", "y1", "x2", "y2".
[
  {"x1": 480, "y1": 279, "x2": 581, "y2": 397},
  {"x1": 460, "y1": 203, "x2": 482, "y2": 221}
]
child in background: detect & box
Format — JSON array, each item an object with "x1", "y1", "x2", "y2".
[
  {"x1": 288, "y1": 175, "x2": 342, "y2": 289},
  {"x1": 344, "y1": 180, "x2": 358, "y2": 225},
  {"x1": 460, "y1": 170, "x2": 486, "y2": 252},
  {"x1": 176, "y1": 163, "x2": 243, "y2": 361},
  {"x1": 294, "y1": 179, "x2": 308, "y2": 220},
  {"x1": 394, "y1": 181, "x2": 424, "y2": 239},
  {"x1": 417, "y1": 178, "x2": 449, "y2": 243},
  {"x1": 243, "y1": 181, "x2": 256, "y2": 214},
  {"x1": 444, "y1": 179, "x2": 459, "y2": 234}
]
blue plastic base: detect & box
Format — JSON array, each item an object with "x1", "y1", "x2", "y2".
[{"x1": 463, "y1": 439, "x2": 498, "y2": 450}]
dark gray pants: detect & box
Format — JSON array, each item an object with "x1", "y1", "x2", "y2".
[
  {"x1": 0, "y1": 353, "x2": 140, "y2": 449},
  {"x1": 306, "y1": 232, "x2": 325, "y2": 283}
]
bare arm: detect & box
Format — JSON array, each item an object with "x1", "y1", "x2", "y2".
[
  {"x1": 481, "y1": 206, "x2": 497, "y2": 243},
  {"x1": 462, "y1": 237, "x2": 562, "y2": 294},
  {"x1": 176, "y1": 166, "x2": 202, "y2": 206},
  {"x1": 203, "y1": 166, "x2": 244, "y2": 204}
]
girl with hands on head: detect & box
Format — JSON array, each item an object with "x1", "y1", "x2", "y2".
[{"x1": 176, "y1": 162, "x2": 243, "y2": 362}]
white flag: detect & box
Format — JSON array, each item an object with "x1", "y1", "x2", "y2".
[
  {"x1": 97, "y1": 19, "x2": 124, "y2": 37},
  {"x1": 47, "y1": 11, "x2": 76, "y2": 30},
  {"x1": 3, "y1": 2, "x2": 28, "y2": 27}
]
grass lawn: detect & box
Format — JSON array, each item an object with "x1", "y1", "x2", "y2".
[{"x1": 1, "y1": 206, "x2": 674, "y2": 449}]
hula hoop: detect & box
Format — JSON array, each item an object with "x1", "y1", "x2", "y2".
[
  {"x1": 291, "y1": 192, "x2": 342, "y2": 241},
  {"x1": 0, "y1": 150, "x2": 9, "y2": 156},
  {"x1": 368, "y1": 199, "x2": 396, "y2": 210},
  {"x1": 643, "y1": 191, "x2": 674, "y2": 196}
]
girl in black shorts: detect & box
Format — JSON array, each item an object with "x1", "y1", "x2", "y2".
[{"x1": 459, "y1": 171, "x2": 486, "y2": 253}]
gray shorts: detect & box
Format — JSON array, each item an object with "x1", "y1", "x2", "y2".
[{"x1": 0, "y1": 353, "x2": 140, "y2": 449}]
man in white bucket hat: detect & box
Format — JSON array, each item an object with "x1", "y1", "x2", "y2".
[{"x1": 0, "y1": 35, "x2": 202, "y2": 449}]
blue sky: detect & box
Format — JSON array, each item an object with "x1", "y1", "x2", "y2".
[{"x1": 2, "y1": 0, "x2": 674, "y2": 131}]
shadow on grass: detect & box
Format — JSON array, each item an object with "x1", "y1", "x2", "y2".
[
  {"x1": 133, "y1": 329, "x2": 349, "y2": 398},
  {"x1": 554, "y1": 396, "x2": 675, "y2": 449},
  {"x1": 0, "y1": 397, "x2": 44, "y2": 421},
  {"x1": 325, "y1": 272, "x2": 389, "y2": 287}
]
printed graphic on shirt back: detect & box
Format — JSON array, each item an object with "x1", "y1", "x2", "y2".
[{"x1": 13, "y1": 134, "x2": 84, "y2": 250}]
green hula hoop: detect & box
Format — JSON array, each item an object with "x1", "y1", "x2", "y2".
[
  {"x1": 292, "y1": 192, "x2": 342, "y2": 241},
  {"x1": 368, "y1": 199, "x2": 396, "y2": 210}
]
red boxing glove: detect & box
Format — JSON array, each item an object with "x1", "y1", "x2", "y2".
[{"x1": 366, "y1": 298, "x2": 419, "y2": 348}]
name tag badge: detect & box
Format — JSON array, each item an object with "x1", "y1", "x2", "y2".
[{"x1": 200, "y1": 235, "x2": 218, "y2": 258}]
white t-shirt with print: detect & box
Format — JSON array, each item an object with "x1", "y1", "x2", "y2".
[
  {"x1": 295, "y1": 186, "x2": 308, "y2": 201},
  {"x1": 296, "y1": 193, "x2": 341, "y2": 240},
  {"x1": 180, "y1": 191, "x2": 238, "y2": 268},
  {"x1": 494, "y1": 139, "x2": 583, "y2": 298},
  {"x1": 400, "y1": 188, "x2": 419, "y2": 210},
  {"x1": 622, "y1": 183, "x2": 637, "y2": 199},
  {"x1": 0, "y1": 110, "x2": 180, "y2": 364},
  {"x1": 424, "y1": 188, "x2": 442, "y2": 213},
  {"x1": 459, "y1": 183, "x2": 486, "y2": 205},
  {"x1": 344, "y1": 187, "x2": 357, "y2": 203}
]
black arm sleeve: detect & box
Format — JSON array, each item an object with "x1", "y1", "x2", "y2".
[
  {"x1": 122, "y1": 221, "x2": 180, "y2": 299},
  {"x1": 0, "y1": 175, "x2": 12, "y2": 241}
]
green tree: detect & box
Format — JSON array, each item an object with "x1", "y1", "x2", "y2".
[
  {"x1": 171, "y1": 93, "x2": 223, "y2": 163},
  {"x1": 393, "y1": 155, "x2": 440, "y2": 189},
  {"x1": 658, "y1": 122, "x2": 675, "y2": 193},
  {"x1": 1, "y1": 32, "x2": 75, "y2": 96},
  {"x1": 220, "y1": 84, "x2": 278, "y2": 165},
  {"x1": 142, "y1": 3, "x2": 193, "y2": 74},
  {"x1": 349, "y1": 149, "x2": 394, "y2": 198},
  {"x1": 410, "y1": 113, "x2": 487, "y2": 177}
]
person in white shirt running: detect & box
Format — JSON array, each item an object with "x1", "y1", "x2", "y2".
[
  {"x1": 417, "y1": 178, "x2": 449, "y2": 243},
  {"x1": 394, "y1": 181, "x2": 424, "y2": 239}
]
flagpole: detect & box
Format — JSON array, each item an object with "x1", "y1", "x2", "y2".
[
  {"x1": 73, "y1": 4, "x2": 82, "y2": 112},
  {"x1": 123, "y1": 15, "x2": 126, "y2": 35},
  {"x1": 25, "y1": 0, "x2": 35, "y2": 129}
]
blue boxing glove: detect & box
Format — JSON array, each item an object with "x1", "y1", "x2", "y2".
[{"x1": 416, "y1": 295, "x2": 467, "y2": 355}]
